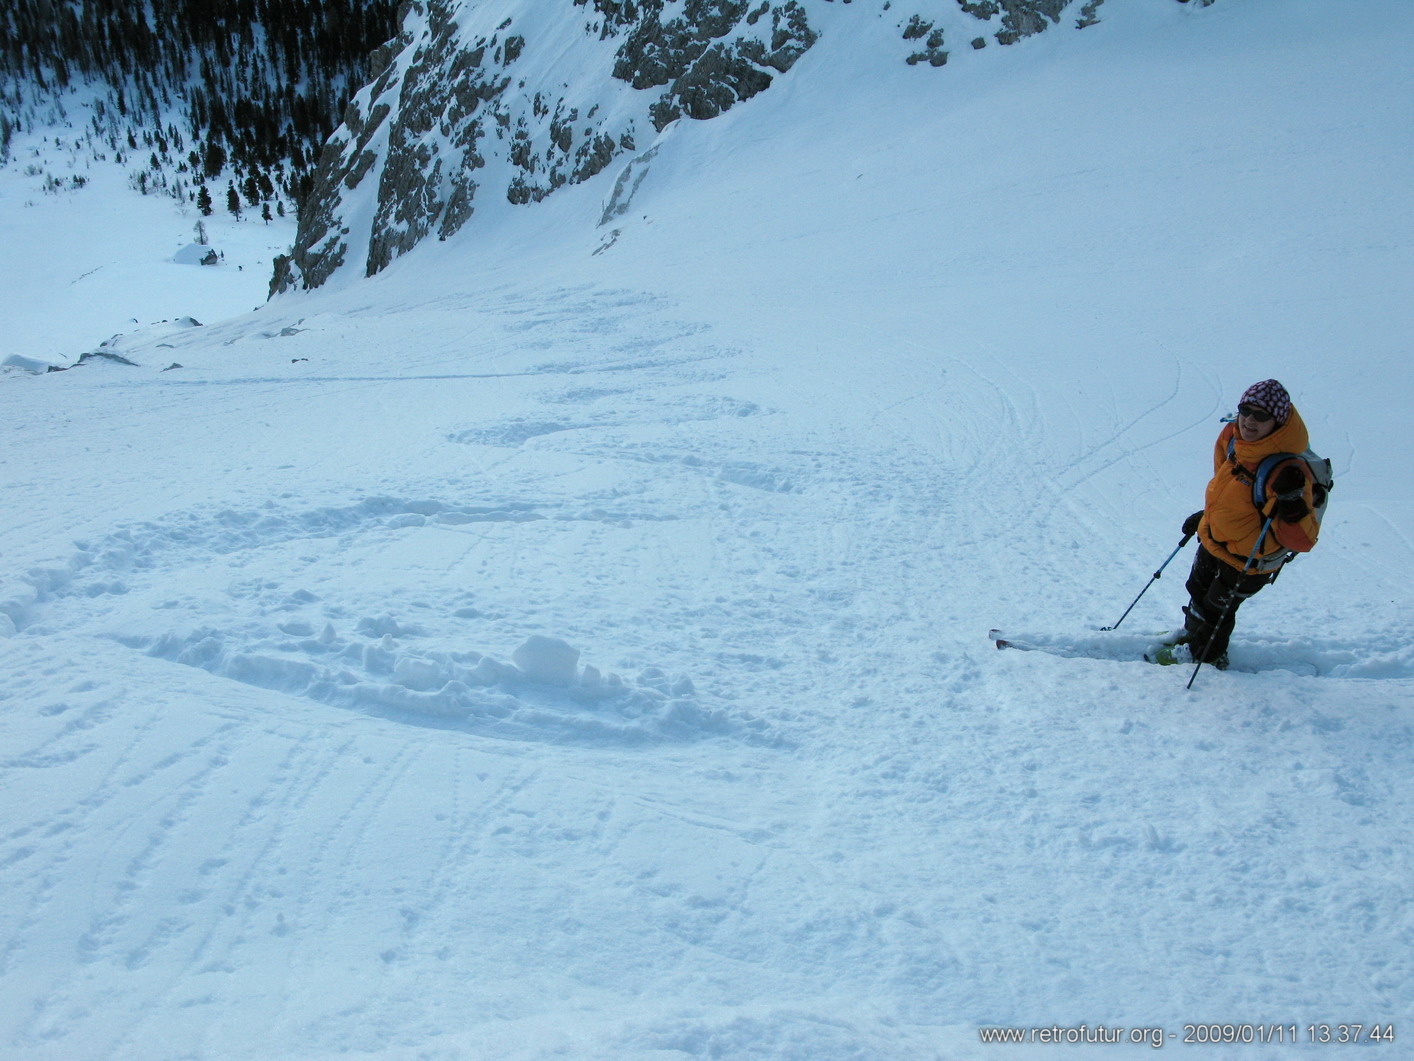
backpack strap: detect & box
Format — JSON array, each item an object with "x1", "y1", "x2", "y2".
[
  {"x1": 1225, "y1": 436, "x2": 1258, "y2": 496},
  {"x1": 1228, "y1": 439, "x2": 1309, "y2": 511}
]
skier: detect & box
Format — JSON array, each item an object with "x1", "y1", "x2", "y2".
[{"x1": 1152, "y1": 379, "x2": 1323, "y2": 669}]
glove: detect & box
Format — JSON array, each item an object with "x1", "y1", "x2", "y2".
[
  {"x1": 1276, "y1": 496, "x2": 1310, "y2": 523},
  {"x1": 1181, "y1": 510, "x2": 1203, "y2": 536},
  {"x1": 1272, "y1": 465, "x2": 1306, "y2": 499}
]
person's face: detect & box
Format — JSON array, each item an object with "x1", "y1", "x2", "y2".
[{"x1": 1237, "y1": 403, "x2": 1278, "y2": 442}]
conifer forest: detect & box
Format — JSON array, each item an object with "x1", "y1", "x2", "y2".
[{"x1": 1, "y1": 0, "x2": 400, "y2": 218}]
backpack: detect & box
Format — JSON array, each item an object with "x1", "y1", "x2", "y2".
[{"x1": 1226, "y1": 437, "x2": 1334, "y2": 565}]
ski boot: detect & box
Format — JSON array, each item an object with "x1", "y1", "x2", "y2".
[{"x1": 1147, "y1": 636, "x2": 1228, "y2": 670}]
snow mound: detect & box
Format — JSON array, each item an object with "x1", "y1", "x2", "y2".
[
  {"x1": 172, "y1": 242, "x2": 218, "y2": 265},
  {"x1": 123, "y1": 625, "x2": 756, "y2": 745},
  {"x1": 2, "y1": 353, "x2": 60, "y2": 374},
  {"x1": 18, "y1": 495, "x2": 776, "y2": 746},
  {"x1": 512, "y1": 634, "x2": 581, "y2": 684}
]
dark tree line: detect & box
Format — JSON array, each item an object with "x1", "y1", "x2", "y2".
[{"x1": 0, "y1": 0, "x2": 400, "y2": 212}]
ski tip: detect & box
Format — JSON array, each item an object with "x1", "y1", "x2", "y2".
[{"x1": 994, "y1": 638, "x2": 1011, "y2": 650}]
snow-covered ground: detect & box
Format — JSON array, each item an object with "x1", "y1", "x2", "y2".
[
  {"x1": 0, "y1": 152, "x2": 296, "y2": 365},
  {"x1": 2, "y1": 2, "x2": 1412, "y2": 1058}
]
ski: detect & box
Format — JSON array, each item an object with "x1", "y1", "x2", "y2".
[
  {"x1": 987, "y1": 628, "x2": 1316, "y2": 676},
  {"x1": 987, "y1": 628, "x2": 1182, "y2": 665},
  {"x1": 989, "y1": 631, "x2": 1049, "y2": 653}
]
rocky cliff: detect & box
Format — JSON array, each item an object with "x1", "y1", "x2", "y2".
[{"x1": 274, "y1": 0, "x2": 1191, "y2": 293}]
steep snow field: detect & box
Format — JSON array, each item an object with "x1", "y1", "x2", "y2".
[{"x1": 2, "y1": 2, "x2": 1412, "y2": 1058}]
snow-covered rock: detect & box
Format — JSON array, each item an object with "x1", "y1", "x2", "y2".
[
  {"x1": 276, "y1": 0, "x2": 1132, "y2": 291},
  {"x1": 1, "y1": 353, "x2": 59, "y2": 374},
  {"x1": 172, "y1": 242, "x2": 219, "y2": 265}
]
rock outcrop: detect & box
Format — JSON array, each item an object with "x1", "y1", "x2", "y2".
[{"x1": 275, "y1": 0, "x2": 1197, "y2": 293}]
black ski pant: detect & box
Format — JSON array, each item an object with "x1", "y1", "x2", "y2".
[{"x1": 1183, "y1": 544, "x2": 1274, "y2": 661}]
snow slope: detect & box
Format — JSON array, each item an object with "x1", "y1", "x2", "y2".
[
  {"x1": 2, "y1": 1, "x2": 1412, "y2": 1058},
  {"x1": 0, "y1": 155, "x2": 296, "y2": 365}
]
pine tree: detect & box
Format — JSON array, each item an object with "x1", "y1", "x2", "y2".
[{"x1": 203, "y1": 140, "x2": 226, "y2": 180}]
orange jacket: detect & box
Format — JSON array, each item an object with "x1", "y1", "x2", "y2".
[{"x1": 1198, "y1": 406, "x2": 1321, "y2": 572}]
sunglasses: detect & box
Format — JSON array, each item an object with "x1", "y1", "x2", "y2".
[{"x1": 1237, "y1": 403, "x2": 1274, "y2": 423}]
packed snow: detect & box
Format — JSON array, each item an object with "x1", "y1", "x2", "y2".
[{"x1": 2, "y1": 1, "x2": 1412, "y2": 1059}]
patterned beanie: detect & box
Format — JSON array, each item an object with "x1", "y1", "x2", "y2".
[{"x1": 1239, "y1": 379, "x2": 1291, "y2": 425}]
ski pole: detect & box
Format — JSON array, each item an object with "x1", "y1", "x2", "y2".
[
  {"x1": 1101, "y1": 531, "x2": 1194, "y2": 632},
  {"x1": 1186, "y1": 514, "x2": 1274, "y2": 690}
]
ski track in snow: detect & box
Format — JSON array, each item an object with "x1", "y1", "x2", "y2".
[
  {"x1": 7, "y1": 273, "x2": 1410, "y2": 1059},
  {"x1": 8, "y1": 271, "x2": 1402, "y2": 1058}
]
